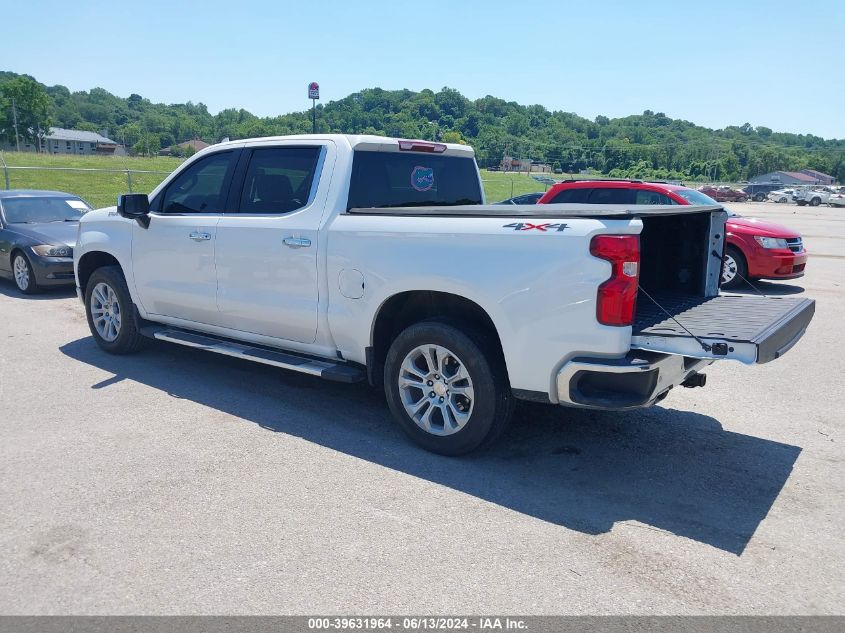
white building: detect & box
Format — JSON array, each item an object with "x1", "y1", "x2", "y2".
[{"x1": 44, "y1": 128, "x2": 119, "y2": 155}]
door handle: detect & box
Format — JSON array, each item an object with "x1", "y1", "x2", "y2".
[
  {"x1": 189, "y1": 231, "x2": 211, "y2": 241},
  {"x1": 283, "y1": 237, "x2": 311, "y2": 248}
]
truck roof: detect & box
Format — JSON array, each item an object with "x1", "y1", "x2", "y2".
[{"x1": 212, "y1": 134, "x2": 476, "y2": 157}]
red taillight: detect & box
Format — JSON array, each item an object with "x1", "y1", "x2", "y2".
[
  {"x1": 398, "y1": 139, "x2": 447, "y2": 153},
  {"x1": 590, "y1": 235, "x2": 640, "y2": 326}
]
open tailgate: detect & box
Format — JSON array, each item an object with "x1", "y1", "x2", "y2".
[{"x1": 631, "y1": 294, "x2": 815, "y2": 364}]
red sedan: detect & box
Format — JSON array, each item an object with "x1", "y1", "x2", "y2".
[
  {"x1": 698, "y1": 185, "x2": 749, "y2": 202},
  {"x1": 537, "y1": 180, "x2": 807, "y2": 289}
]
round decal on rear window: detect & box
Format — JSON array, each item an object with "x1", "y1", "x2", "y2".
[{"x1": 411, "y1": 166, "x2": 434, "y2": 192}]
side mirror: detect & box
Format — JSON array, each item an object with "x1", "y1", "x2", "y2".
[{"x1": 117, "y1": 193, "x2": 150, "y2": 219}]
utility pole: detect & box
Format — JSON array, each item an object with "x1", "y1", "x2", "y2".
[{"x1": 11, "y1": 98, "x2": 21, "y2": 152}]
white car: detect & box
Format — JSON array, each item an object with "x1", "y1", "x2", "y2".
[
  {"x1": 794, "y1": 186, "x2": 836, "y2": 207},
  {"x1": 73, "y1": 134, "x2": 816, "y2": 455},
  {"x1": 768, "y1": 188, "x2": 795, "y2": 203},
  {"x1": 829, "y1": 192, "x2": 845, "y2": 207}
]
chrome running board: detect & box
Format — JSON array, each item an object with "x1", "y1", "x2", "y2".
[{"x1": 140, "y1": 326, "x2": 364, "y2": 383}]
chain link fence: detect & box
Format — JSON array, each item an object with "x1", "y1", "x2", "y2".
[{"x1": 0, "y1": 156, "x2": 174, "y2": 209}]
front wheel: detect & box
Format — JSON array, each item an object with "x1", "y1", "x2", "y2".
[
  {"x1": 12, "y1": 252, "x2": 39, "y2": 294},
  {"x1": 383, "y1": 321, "x2": 514, "y2": 455},
  {"x1": 810, "y1": 197, "x2": 821, "y2": 207},
  {"x1": 722, "y1": 246, "x2": 748, "y2": 290},
  {"x1": 754, "y1": 193, "x2": 766, "y2": 202},
  {"x1": 84, "y1": 266, "x2": 148, "y2": 354}
]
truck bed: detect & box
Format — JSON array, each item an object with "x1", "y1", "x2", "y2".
[{"x1": 346, "y1": 203, "x2": 724, "y2": 218}]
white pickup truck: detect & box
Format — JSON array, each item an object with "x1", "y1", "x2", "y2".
[
  {"x1": 793, "y1": 186, "x2": 836, "y2": 207},
  {"x1": 74, "y1": 135, "x2": 815, "y2": 454}
]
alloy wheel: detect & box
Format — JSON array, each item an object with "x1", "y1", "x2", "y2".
[
  {"x1": 13, "y1": 256, "x2": 30, "y2": 291},
  {"x1": 722, "y1": 253, "x2": 738, "y2": 285},
  {"x1": 90, "y1": 282, "x2": 122, "y2": 342},
  {"x1": 398, "y1": 344, "x2": 475, "y2": 436}
]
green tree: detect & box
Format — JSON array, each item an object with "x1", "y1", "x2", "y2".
[
  {"x1": 0, "y1": 76, "x2": 52, "y2": 149},
  {"x1": 441, "y1": 130, "x2": 466, "y2": 145},
  {"x1": 134, "y1": 133, "x2": 160, "y2": 157}
]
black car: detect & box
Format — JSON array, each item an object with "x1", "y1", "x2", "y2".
[
  {"x1": 742, "y1": 183, "x2": 786, "y2": 202},
  {"x1": 494, "y1": 192, "x2": 544, "y2": 205},
  {"x1": 0, "y1": 190, "x2": 91, "y2": 294}
]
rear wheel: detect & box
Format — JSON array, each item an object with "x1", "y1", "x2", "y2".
[
  {"x1": 384, "y1": 320, "x2": 514, "y2": 455},
  {"x1": 754, "y1": 193, "x2": 766, "y2": 202},
  {"x1": 810, "y1": 197, "x2": 821, "y2": 207},
  {"x1": 12, "y1": 252, "x2": 38, "y2": 294},
  {"x1": 721, "y1": 246, "x2": 747, "y2": 290},
  {"x1": 84, "y1": 266, "x2": 148, "y2": 354}
]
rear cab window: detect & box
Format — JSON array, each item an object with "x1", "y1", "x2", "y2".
[{"x1": 347, "y1": 151, "x2": 482, "y2": 209}]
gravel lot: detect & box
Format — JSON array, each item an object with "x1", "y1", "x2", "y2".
[{"x1": 0, "y1": 201, "x2": 843, "y2": 614}]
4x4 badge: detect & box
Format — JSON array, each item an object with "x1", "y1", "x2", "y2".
[{"x1": 503, "y1": 222, "x2": 568, "y2": 232}]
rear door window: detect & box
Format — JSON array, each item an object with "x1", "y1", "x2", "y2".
[
  {"x1": 347, "y1": 151, "x2": 482, "y2": 209},
  {"x1": 587, "y1": 188, "x2": 636, "y2": 204},
  {"x1": 238, "y1": 147, "x2": 321, "y2": 214}
]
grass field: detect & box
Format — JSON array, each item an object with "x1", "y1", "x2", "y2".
[
  {"x1": 480, "y1": 170, "x2": 548, "y2": 201},
  {"x1": 0, "y1": 153, "x2": 184, "y2": 208},
  {"x1": 1, "y1": 152, "x2": 713, "y2": 208}
]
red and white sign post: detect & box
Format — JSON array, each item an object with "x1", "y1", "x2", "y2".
[{"x1": 308, "y1": 82, "x2": 319, "y2": 133}]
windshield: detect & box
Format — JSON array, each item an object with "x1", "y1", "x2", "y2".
[
  {"x1": 1, "y1": 197, "x2": 90, "y2": 224},
  {"x1": 674, "y1": 189, "x2": 719, "y2": 205}
]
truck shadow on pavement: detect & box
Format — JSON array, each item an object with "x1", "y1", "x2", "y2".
[{"x1": 61, "y1": 337, "x2": 801, "y2": 557}]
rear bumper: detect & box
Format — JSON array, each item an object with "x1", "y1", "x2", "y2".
[
  {"x1": 30, "y1": 255, "x2": 75, "y2": 287},
  {"x1": 556, "y1": 352, "x2": 711, "y2": 410}
]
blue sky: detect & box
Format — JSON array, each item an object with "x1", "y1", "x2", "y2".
[{"x1": 6, "y1": 0, "x2": 845, "y2": 138}]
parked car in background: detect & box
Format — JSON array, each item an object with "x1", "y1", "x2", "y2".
[
  {"x1": 829, "y1": 191, "x2": 845, "y2": 207},
  {"x1": 537, "y1": 180, "x2": 807, "y2": 289},
  {"x1": 793, "y1": 186, "x2": 835, "y2": 207},
  {"x1": 494, "y1": 192, "x2": 543, "y2": 205},
  {"x1": 698, "y1": 185, "x2": 748, "y2": 202},
  {"x1": 767, "y1": 188, "x2": 795, "y2": 203},
  {"x1": 743, "y1": 183, "x2": 787, "y2": 202},
  {"x1": 0, "y1": 190, "x2": 91, "y2": 294}
]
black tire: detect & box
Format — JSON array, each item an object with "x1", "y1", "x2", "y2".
[
  {"x1": 810, "y1": 197, "x2": 821, "y2": 207},
  {"x1": 754, "y1": 193, "x2": 766, "y2": 202},
  {"x1": 11, "y1": 251, "x2": 39, "y2": 294},
  {"x1": 383, "y1": 320, "x2": 514, "y2": 455},
  {"x1": 722, "y1": 245, "x2": 748, "y2": 290},
  {"x1": 797, "y1": 201, "x2": 807, "y2": 207},
  {"x1": 84, "y1": 265, "x2": 148, "y2": 354}
]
